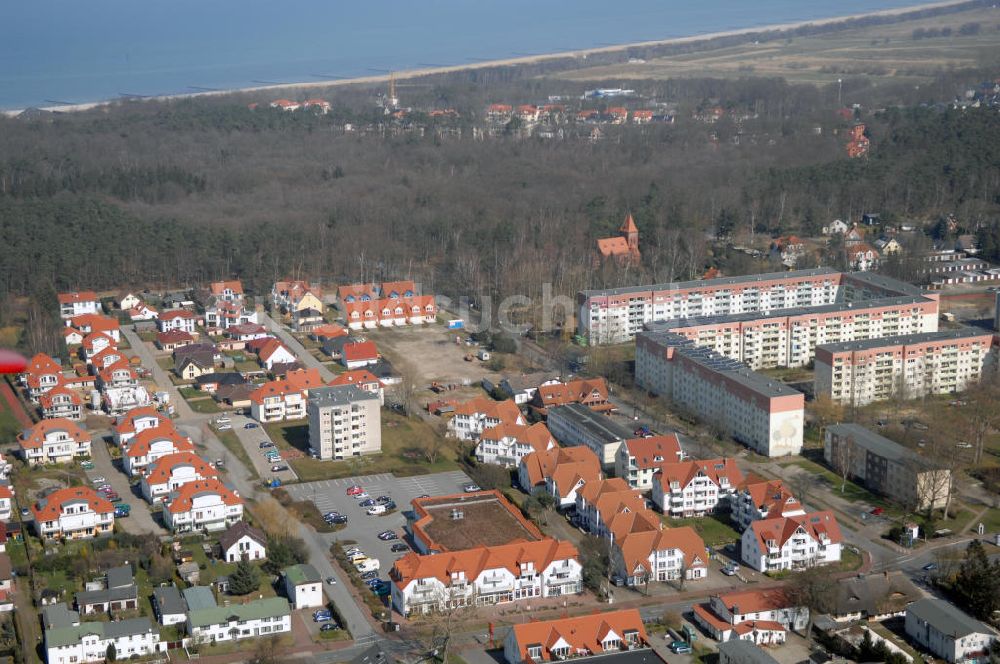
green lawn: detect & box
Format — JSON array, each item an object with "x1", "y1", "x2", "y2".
[
  {"x1": 782, "y1": 457, "x2": 901, "y2": 514},
  {"x1": 837, "y1": 546, "x2": 864, "y2": 572},
  {"x1": 979, "y1": 508, "x2": 1000, "y2": 534},
  {"x1": 187, "y1": 398, "x2": 221, "y2": 414},
  {"x1": 156, "y1": 357, "x2": 173, "y2": 371},
  {"x1": 0, "y1": 403, "x2": 23, "y2": 444},
  {"x1": 268, "y1": 410, "x2": 459, "y2": 482},
  {"x1": 179, "y1": 386, "x2": 204, "y2": 399},
  {"x1": 665, "y1": 514, "x2": 741, "y2": 547},
  {"x1": 215, "y1": 430, "x2": 259, "y2": 480}
]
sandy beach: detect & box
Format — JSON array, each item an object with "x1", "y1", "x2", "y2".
[{"x1": 2, "y1": 0, "x2": 972, "y2": 117}]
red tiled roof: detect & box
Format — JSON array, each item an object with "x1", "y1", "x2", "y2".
[
  {"x1": 328, "y1": 369, "x2": 383, "y2": 388},
  {"x1": 157, "y1": 329, "x2": 195, "y2": 345},
  {"x1": 68, "y1": 314, "x2": 119, "y2": 333},
  {"x1": 535, "y1": 377, "x2": 610, "y2": 410},
  {"x1": 622, "y1": 435, "x2": 683, "y2": 469},
  {"x1": 18, "y1": 418, "x2": 90, "y2": 449},
  {"x1": 57, "y1": 291, "x2": 97, "y2": 305},
  {"x1": 210, "y1": 280, "x2": 244, "y2": 296},
  {"x1": 164, "y1": 479, "x2": 241, "y2": 513},
  {"x1": 114, "y1": 407, "x2": 168, "y2": 436},
  {"x1": 33, "y1": 486, "x2": 112, "y2": 523},
  {"x1": 342, "y1": 340, "x2": 378, "y2": 363},
  {"x1": 717, "y1": 588, "x2": 797, "y2": 615},
  {"x1": 453, "y1": 397, "x2": 522, "y2": 424},
  {"x1": 480, "y1": 422, "x2": 555, "y2": 455},
  {"x1": 656, "y1": 458, "x2": 743, "y2": 492},
  {"x1": 747, "y1": 511, "x2": 843, "y2": 551},
  {"x1": 81, "y1": 331, "x2": 115, "y2": 351},
  {"x1": 520, "y1": 446, "x2": 600, "y2": 488},
  {"x1": 39, "y1": 385, "x2": 82, "y2": 409},
  {"x1": 160, "y1": 309, "x2": 195, "y2": 321},
  {"x1": 616, "y1": 526, "x2": 706, "y2": 575},
  {"x1": 506, "y1": 609, "x2": 647, "y2": 663},
  {"x1": 143, "y1": 452, "x2": 219, "y2": 486},
  {"x1": 125, "y1": 425, "x2": 193, "y2": 459}
]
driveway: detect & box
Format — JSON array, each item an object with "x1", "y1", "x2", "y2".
[
  {"x1": 228, "y1": 412, "x2": 299, "y2": 483},
  {"x1": 260, "y1": 313, "x2": 334, "y2": 381},
  {"x1": 86, "y1": 435, "x2": 165, "y2": 536},
  {"x1": 122, "y1": 326, "x2": 198, "y2": 421}
]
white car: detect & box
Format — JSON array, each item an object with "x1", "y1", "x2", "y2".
[
  {"x1": 356, "y1": 559, "x2": 380, "y2": 573},
  {"x1": 367, "y1": 504, "x2": 387, "y2": 516},
  {"x1": 90, "y1": 476, "x2": 107, "y2": 485},
  {"x1": 354, "y1": 491, "x2": 370, "y2": 500}
]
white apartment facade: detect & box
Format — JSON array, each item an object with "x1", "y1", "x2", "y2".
[
  {"x1": 730, "y1": 479, "x2": 805, "y2": 531},
  {"x1": 474, "y1": 423, "x2": 556, "y2": 467},
  {"x1": 741, "y1": 511, "x2": 843, "y2": 573},
  {"x1": 390, "y1": 539, "x2": 582, "y2": 616},
  {"x1": 636, "y1": 332, "x2": 804, "y2": 457},
  {"x1": 905, "y1": 599, "x2": 997, "y2": 664},
  {"x1": 45, "y1": 618, "x2": 160, "y2": 664},
  {"x1": 18, "y1": 419, "x2": 92, "y2": 465},
  {"x1": 448, "y1": 398, "x2": 525, "y2": 441},
  {"x1": 815, "y1": 328, "x2": 993, "y2": 406},
  {"x1": 614, "y1": 435, "x2": 684, "y2": 490},
  {"x1": 57, "y1": 292, "x2": 100, "y2": 319},
  {"x1": 186, "y1": 598, "x2": 291, "y2": 644},
  {"x1": 307, "y1": 385, "x2": 382, "y2": 460},
  {"x1": 140, "y1": 452, "x2": 220, "y2": 503},
  {"x1": 650, "y1": 459, "x2": 743, "y2": 518},
  {"x1": 32, "y1": 487, "x2": 115, "y2": 540},
  {"x1": 162, "y1": 480, "x2": 244, "y2": 533}
]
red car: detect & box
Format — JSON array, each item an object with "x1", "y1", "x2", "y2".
[
  {"x1": 346, "y1": 485, "x2": 364, "y2": 496},
  {"x1": 870, "y1": 507, "x2": 884, "y2": 516}
]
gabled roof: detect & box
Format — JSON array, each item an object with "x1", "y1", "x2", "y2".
[
  {"x1": 342, "y1": 340, "x2": 378, "y2": 362},
  {"x1": 257, "y1": 338, "x2": 292, "y2": 363},
  {"x1": 114, "y1": 406, "x2": 168, "y2": 436},
  {"x1": 164, "y1": 478, "x2": 241, "y2": 514},
  {"x1": 68, "y1": 314, "x2": 119, "y2": 334},
  {"x1": 519, "y1": 446, "x2": 600, "y2": 488},
  {"x1": 57, "y1": 291, "x2": 97, "y2": 305},
  {"x1": 209, "y1": 280, "x2": 244, "y2": 296},
  {"x1": 597, "y1": 236, "x2": 632, "y2": 257},
  {"x1": 81, "y1": 331, "x2": 115, "y2": 351},
  {"x1": 160, "y1": 309, "x2": 196, "y2": 321},
  {"x1": 453, "y1": 397, "x2": 523, "y2": 424},
  {"x1": 33, "y1": 486, "x2": 112, "y2": 522},
  {"x1": 616, "y1": 525, "x2": 707, "y2": 574},
  {"x1": 906, "y1": 598, "x2": 996, "y2": 638},
  {"x1": 219, "y1": 521, "x2": 267, "y2": 552},
  {"x1": 328, "y1": 369, "x2": 384, "y2": 388},
  {"x1": 535, "y1": 377, "x2": 610, "y2": 409},
  {"x1": 312, "y1": 323, "x2": 348, "y2": 339},
  {"x1": 620, "y1": 213, "x2": 639, "y2": 235},
  {"x1": 250, "y1": 367, "x2": 323, "y2": 404},
  {"x1": 391, "y1": 538, "x2": 578, "y2": 589},
  {"x1": 39, "y1": 385, "x2": 82, "y2": 409},
  {"x1": 747, "y1": 511, "x2": 843, "y2": 552},
  {"x1": 738, "y1": 475, "x2": 803, "y2": 517},
  {"x1": 186, "y1": 597, "x2": 289, "y2": 629},
  {"x1": 143, "y1": 452, "x2": 218, "y2": 486},
  {"x1": 656, "y1": 458, "x2": 743, "y2": 492},
  {"x1": 125, "y1": 424, "x2": 193, "y2": 459},
  {"x1": 508, "y1": 609, "x2": 647, "y2": 663},
  {"x1": 18, "y1": 418, "x2": 90, "y2": 449},
  {"x1": 479, "y1": 422, "x2": 555, "y2": 454},
  {"x1": 717, "y1": 588, "x2": 798, "y2": 615},
  {"x1": 621, "y1": 435, "x2": 683, "y2": 469}
]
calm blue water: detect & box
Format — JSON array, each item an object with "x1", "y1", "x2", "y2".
[{"x1": 1, "y1": 0, "x2": 940, "y2": 110}]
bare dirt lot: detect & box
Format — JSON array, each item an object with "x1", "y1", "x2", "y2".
[
  {"x1": 555, "y1": 6, "x2": 1000, "y2": 86},
  {"x1": 366, "y1": 325, "x2": 492, "y2": 387}
]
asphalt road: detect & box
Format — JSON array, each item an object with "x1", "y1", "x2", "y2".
[
  {"x1": 121, "y1": 326, "x2": 198, "y2": 421},
  {"x1": 260, "y1": 312, "x2": 335, "y2": 381},
  {"x1": 86, "y1": 435, "x2": 164, "y2": 536},
  {"x1": 227, "y1": 411, "x2": 300, "y2": 483}
]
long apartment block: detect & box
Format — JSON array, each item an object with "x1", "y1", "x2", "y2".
[
  {"x1": 636, "y1": 331, "x2": 804, "y2": 457},
  {"x1": 814, "y1": 328, "x2": 994, "y2": 406},
  {"x1": 578, "y1": 268, "x2": 938, "y2": 347}
]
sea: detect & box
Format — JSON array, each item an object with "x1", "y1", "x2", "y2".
[{"x1": 1, "y1": 0, "x2": 944, "y2": 110}]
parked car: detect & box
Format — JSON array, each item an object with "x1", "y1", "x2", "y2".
[
  {"x1": 359, "y1": 498, "x2": 376, "y2": 508},
  {"x1": 324, "y1": 511, "x2": 341, "y2": 519},
  {"x1": 98, "y1": 484, "x2": 113, "y2": 492},
  {"x1": 326, "y1": 577, "x2": 338, "y2": 585},
  {"x1": 90, "y1": 476, "x2": 107, "y2": 485},
  {"x1": 244, "y1": 422, "x2": 258, "y2": 429},
  {"x1": 376, "y1": 496, "x2": 391, "y2": 505},
  {"x1": 271, "y1": 464, "x2": 288, "y2": 472},
  {"x1": 108, "y1": 495, "x2": 123, "y2": 503},
  {"x1": 367, "y1": 505, "x2": 387, "y2": 516},
  {"x1": 320, "y1": 623, "x2": 339, "y2": 632},
  {"x1": 313, "y1": 613, "x2": 332, "y2": 623},
  {"x1": 377, "y1": 530, "x2": 398, "y2": 541},
  {"x1": 114, "y1": 504, "x2": 131, "y2": 517},
  {"x1": 259, "y1": 441, "x2": 274, "y2": 449},
  {"x1": 356, "y1": 559, "x2": 380, "y2": 573},
  {"x1": 390, "y1": 542, "x2": 409, "y2": 553},
  {"x1": 354, "y1": 491, "x2": 370, "y2": 500},
  {"x1": 19, "y1": 508, "x2": 30, "y2": 518},
  {"x1": 870, "y1": 507, "x2": 884, "y2": 516},
  {"x1": 346, "y1": 485, "x2": 364, "y2": 496},
  {"x1": 923, "y1": 563, "x2": 938, "y2": 571},
  {"x1": 361, "y1": 570, "x2": 379, "y2": 580},
  {"x1": 329, "y1": 515, "x2": 348, "y2": 525},
  {"x1": 462, "y1": 483, "x2": 481, "y2": 493},
  {"x1": 417, "y1": 494, "x2": 430, "y2": 499},
  {"x1": 80, "y1": 461, "x2": 95, "y2": 470},
  {"x1": 670, "y1": 642, "x2": 692, "y2": 655},
  {"x1": 373, "y1": 583, "x2": 391, "y2": 597}
]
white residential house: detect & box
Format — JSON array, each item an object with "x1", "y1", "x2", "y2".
[
  {"x1": 905, "y1": 598, "x2": 997, "y2": 664},
  {"x1": 57, "y1": 291, "x2": 99, "y2": 319},
  {"x1": 18, "y1": 419, "x2": 92, "y2": 465},
  {"x1": 162, "y1": 479, "x2": 244, "y2": 533},
  {"x1": 448, "y1": 397, "x2": 525, "y2": 441},
  {"x1": 219, "y1": 522, "x2": 267, "y2": 562},
  {"x1": 39, "y1": 386, "x2": 84, "y2": 421},
  {"x1": 32, "y1": 487, "x2": 114, "y2": 540},
  {"x1": 282, "y1": 564, "x2": 324, "y2": 609},
  {"x1": 650, "y1": 459, "x2": 743, "y2": 518},
  {"x1": 250, "y1": 384, "x2": 307, "y2": 423},
  {"x1": 474, "y1": 423, "x2": 556, "y2": 468},
  {"x1": 730, "y1": 478, "x2": 805, "y2": 532},
  {"x1": 390, "y1": 539, "x2": 582, "y2": 616},
  {"x1": 139, "y1": 452, "x2": 219, "y2": 503},
  {"x1": 0, "y1": 486, "x2": 13, "y2": 521},
  {"x1": 822, "y1": 219, "x2": 850, "y2": 235},
  {"x1": 122, "y1": 425, "x2": 195, "y2": 477},
  {"x1": 257, "y1": 341, "x2": 297, "y2": 370},
  {"x1": 610, "y1": 526, "x2": 708, "y2": 587},
  {"x1": 157, "y1": 310, "x2": 197, "y2": 334},
  {"x1": 741, "y1": 511, "x2": 843, "y2": 573},
  {"x1": 45, "y1": 618, "x2": 160, "y2": 664},
  {"x1": 186, "y1": 597, "x2": 291, "y2": 644},
  {"x1": 614, "y1": 435, "x2": 685, "y2": 490},
  {"x1": 693, "y1": 589, "x2": 808, "y2": 646},
  {"x1": 117, "y1": 292, "x2": 143, "y2": 310},
  {"x1": 517, "y1": 446, "x2": 603, "y2": 509}
]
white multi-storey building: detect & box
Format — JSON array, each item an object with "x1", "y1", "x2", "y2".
[
  {"x1": 157, "y1": 309, "x2": 197, "y2": 334},
  {"x1": 306, "y1": 385, "x2": 382, "y2": 460},
  {"x1": 140, "y1": 452, "x2": 220, "y2": 503},
  {"x1": 57, "y1": 291, "x2": 100, "y2": 319},
  {"x1": 518, "y1": 446, "x2": 603, "y2": 508},
  {"x1": 815, "y1": 328, "x2": 993, "y2": 406},
  {"x1": 448, "y1": 397, "x2": 524, "y2": 441},
  {"x1": 650, "y1": 458, "x2": 743, "y2": 518},
  {"x1": 610, "y1": 525, "x2": 708, "y2": 586},
  {"x1": 741, "y1": 511, "x2": 843, "y2": 573},
  {"x1": 18, "y1": 419, "x2": 92, "y2": 465},
  {"x1": 389, "y1": 539, "x2": 582, "y2": 616},
  {"x1": 282, "y1": 564, "x2": 324, "y2": 609},
  {"x1": 636, "y1": 332, "x2": 805, "y2": 457},
  {"x1": 45, "y1": 618, "x2": 160, "y2": 664},
  {"x1": 32, "y1": 487, "x2": 114, "y2": 540},
  {"x1": 249, "y1": 368, "x2": 325, "y2": 423},
  {"x1": 39, "y1": 386, "x2": 84, "y2": 421},
  {"x1": 614, "y1": 435, "x2": 684, "y2": 490},
  {"x1": 474, "y1": 422, "x2": 556, "y2": 467},
  {"x1": 730, "y1": 477, "x2": 805, "y2": 532},
  {"x1": 162, "y1": 479, "x2": 243, "y2": 533},
  {"x1": 186, "y1": 597, "x2": 291, "y2": 643},
  {"x1": 694, "y1": 589, "x2": 808, "y2": 646},
  {"x1": 905, "y1": 599, "x2": 997, "y2": 664},
  {"x1": 122, "y1": 424, "x2": 195, "y2": 477}
]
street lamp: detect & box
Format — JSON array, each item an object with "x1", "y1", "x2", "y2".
[{"x1": 837, "y1": 78, "x2": 843, "y2": 107}]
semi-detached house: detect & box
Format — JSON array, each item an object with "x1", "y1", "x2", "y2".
[
  {"x1": 186, "y1": 597, "x2": 291, "y2": 644},
  {"x1": 614, "y1": 435, "x2": 685, "y2": 490},
  {"x1": 651, "y1": 458, "x2": 743, "y2": 518},
  {"x1": 18, "y1": 419, "x2": 92, "y2": 465},
  {"x1": 157, "y1": 309, "x2": 197, "y2": 334},
  {"x1": 694, "y1": 588, "x2": 808, "y2": 646},
  {"x1": 32, "y1": 487, "x2": 114, "y2": 541},
  {"x1": 122, "y1": 424, "x2": 195, "y2": 477},
  {"x1": 45, "y1": 618, "x2": 159, "y2": 664}
]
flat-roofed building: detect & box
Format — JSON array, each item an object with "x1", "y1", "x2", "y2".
[
  {"x1": 546, "y1": 403, "x2": 634, "y2": 468},
  {"x1": 306, "y1": 385, "x2": 382, "y2": 460},
  {"x1": 636, "y1": 332, "x2": 804, "y2": 457},
  {"x1": 825, "y1": 424, "x2": 950, "y2": 511},
  {"x1": 814, "y1": 328, "x2": 993, "y2": 406}
]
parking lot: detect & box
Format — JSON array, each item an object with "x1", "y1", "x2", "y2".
[
  {"x1": 226, "y1": 412, "x2": 300, "y2": 483},
  {"x1": 284, "y1": 470, "x2": 473, "y2": 584}
]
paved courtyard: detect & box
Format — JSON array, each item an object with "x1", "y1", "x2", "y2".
[{"x1": 284, "y1": 470, "x2": 472, "y2": 587}]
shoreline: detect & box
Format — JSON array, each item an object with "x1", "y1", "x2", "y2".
[{"x1": 2, "y1": 0, "x2": 974, "y2": 117}]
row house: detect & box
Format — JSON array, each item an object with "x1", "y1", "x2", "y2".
[
  {"x1": 694, "y1": 589, "x2": 808, "y2": 646},
  {"x1": 186, "y1": 597, "x2": 291, "y2": 644},
  {"x1": 209, "y1": 280, "x2": 244, "y2": 304},
  {"x1": 140, "y1": 452, "x2": 219, "y2": 503},
  {"x1": 122, "y1": 424, "x2": 195, "y2": 477},
  {"x1": 328, "y1": 369, "x2": 385, "y2": 404},
  {"x1": 474, "y1": 422, "x2": 557, "y2": 467},
  {"x1": 517, "y1": 446, "x2": 603, "y2": 508},
  {"x1": 814, "y1": 328, "x2": 993, "y2": 407},
  {"x1": 21, "y1": 353, "x2": 63, "y2": 400},
  {"x1": 67, "y1": 314, "x2": 120, "y2": 344},
  {"x1": 651, "y1": 458, "x2": 743, "y2": 518},
  {"x1": 205, "y1": 299, "x2": 259, "y2": 331},
  {"x1": 342, "y1": 295, "x2": 436, "y2": 329},
  {"x1": 614, "y1": 435, "x2": 685, "y2": 490},
  {"x1": 741, "y1": 511, "x2": 843, "y2": 573},
  {"x1": 337, "y1": 280, "x2": 417, "y2": 303},
  {"x1": 530, "y1": 377, "x2": 613, "y2": 416},
  {"x1": 113, "y1": 406, "x2": 169, "y2": 446},
  {"x1": 503, "y1": 609, "x2": 648, "y2": 664},
  {"x1": 157, "y1": 309, "x2": 197, "y2": 334},
  {"x1": 58, "y1": 291, "x2": 99, "y2": 319},
  {"x1": 18, "y1": 418, "x2": 92, "y2": 465},
  {"x1": 32, "y1": 487, "x2": 114, "y2": 540},
  {"x1": 449, "y1": 397, "x2": 525, "y2": 441},
  {"x1": 45, "y1": 618, "x2": 159, "y2": 664},
  {"x1": 574, "y1": 478, "x2": 648, "y2": 539},
  {"x1": 39, "y1": 385, "x2": 84, "y2": 421},
  {"x1": 611, "y1": 525, "x2": 708, "y2": 586},
  {"x1": 271, "y1": 279, "x2": 324, "y2": 314},
  {"x1": 390, "y1": 539, "x2": 582, "y2": 616},
  {"x1": 730, "y1": 476, "x2": 804, "y2": 532},
  {"x1": 162, "y1": 479, "x2": 243, "y2": 533},
  {"x1": 249, "y1": 367, "x2": 325, "y2": 423}
]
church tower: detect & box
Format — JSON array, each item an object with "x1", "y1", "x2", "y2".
[{"x1": 620, "y1": 213, "x2": 639, "y2": 252}]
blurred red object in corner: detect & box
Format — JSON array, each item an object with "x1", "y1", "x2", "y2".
[{"x1": 0, "y1": 350, "x2": 27, "y2": 374}]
